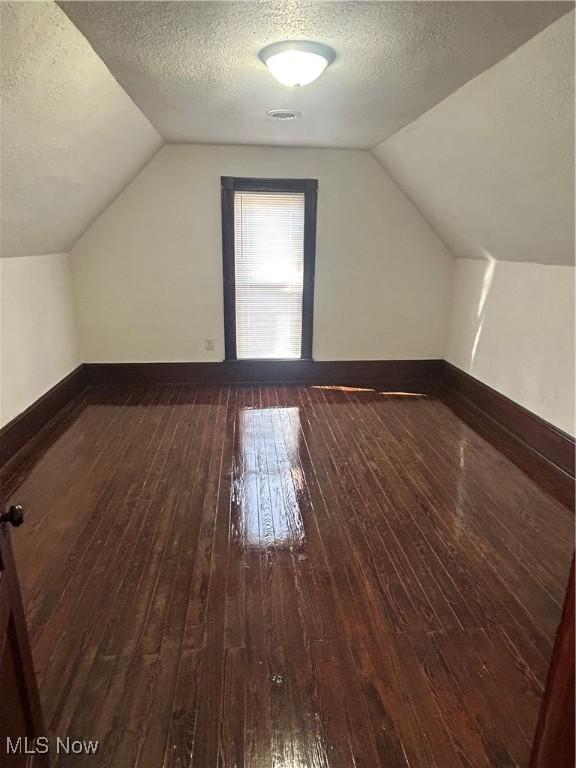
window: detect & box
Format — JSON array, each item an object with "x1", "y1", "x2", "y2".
[{"x1": 221, "y1": 177, "x2": 318, "y2": 360}]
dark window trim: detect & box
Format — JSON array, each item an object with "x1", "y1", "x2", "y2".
[{"x1": 221, "y1": 176, "x2": 318, "y2": 361}]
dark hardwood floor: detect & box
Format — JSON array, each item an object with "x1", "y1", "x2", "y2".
[{"x1": 2, "y1": 383, "x2": 573, "y2": 767}]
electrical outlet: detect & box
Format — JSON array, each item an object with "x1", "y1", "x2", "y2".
[{"x1": 204, "y1": 338, "x2": 216, "y2": 352}]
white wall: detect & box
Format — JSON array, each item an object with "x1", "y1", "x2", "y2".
[
  {"x1": 447, "y1": 259, "x2": 575, "y2": 435},
  {"x1": 373, "y1": 11, "x2": 575, "y2": 267},
  {"x1": 0, "y1": 253, "x2": 79, "y2": 426},
  {"x1": 71, "y1": 144, "x2": 454, "y2": 363}
]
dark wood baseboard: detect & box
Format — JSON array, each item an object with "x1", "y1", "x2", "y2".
[
  {"x1": 440, "y1": 362, "x2": 574, "y2": 477},
  {"x1": 0, "y1": 365, "x2": 88, "y2": 470},
  {"x1": 1, "y1": 359, "x2": 573, "y2": 509},
  {"x1": 84, "y1": 359, "x2": 443, "y2": 387},
  {"x1": 439, "y1": 362, "x2": 574, "y2": 508}
]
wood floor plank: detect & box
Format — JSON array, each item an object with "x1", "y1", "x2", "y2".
[
  {"x1": 3, "y1": 383, "x2": 572, "y2": 768},
  {"x1": 361, "y1": 389, "x2": 565, "y2": 662}
]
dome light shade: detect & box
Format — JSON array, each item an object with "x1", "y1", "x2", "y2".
[{"x1": 258, "y1": 41, "x2": 335, "y2": 87}]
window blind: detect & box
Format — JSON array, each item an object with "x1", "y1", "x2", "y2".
[{"x1": 234, "y1": 190, "x2": 305, "y2": 359}]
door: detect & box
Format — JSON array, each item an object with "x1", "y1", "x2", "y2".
[
  {"x1": 0, "y1": 504, "x2": 47, "y2": 767},
  {"x1": 530, "y1": 555, "x2": 575, "y2": 768}
]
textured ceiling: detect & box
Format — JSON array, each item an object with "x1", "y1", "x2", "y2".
[
  {"x1": 374, "y1": 11, "x2": 575, "y2": 266},
  {"x1": 59, "y1": 1, "x2": 573, "y2": 148},
  {"x1": 1, "y1": 1, "x2": 162, "y2": 258}
]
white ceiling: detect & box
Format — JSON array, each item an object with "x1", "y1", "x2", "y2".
[
  {"x1": 0, "y1": 1, "x2": 162, "y2": 258},
  {"x1": 374, "y1": 11, "x2": 575, "y2": 266},
  {"x1": 3, "y1": 0, "x2": 573, "y2": 261},
  {"x1": 58, "y1": 1, "x2": 573, "y2": 149}
]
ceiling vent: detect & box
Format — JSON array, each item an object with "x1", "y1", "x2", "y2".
[{"x1": 266, "y1": 109, "x2": 301, "y2": 120}]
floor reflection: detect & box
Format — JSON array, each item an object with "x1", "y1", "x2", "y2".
[
  {"x1": 231, "y1": 405, "x2": 306, "y2": 550},
  {"x1": 312, "y1": 384, "x2": 427, "y2": 398}
]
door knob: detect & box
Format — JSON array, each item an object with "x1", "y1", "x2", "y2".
[{"x1": 0, "y1": 505, "x2": 24, "y2": 527}]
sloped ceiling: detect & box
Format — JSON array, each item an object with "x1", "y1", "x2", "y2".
[
  {"x1": 0, "y1": 0, "x2": 162, "y2": 258},
  {"x1": 374, "y1": 11, "x2": 575, "y2": 266},
  {"x1": 2, "y1": 1, "x2": 573, "y2": 262},
  {"x1": 58, "y1": 0, "x2": 572, "y2": 148}
]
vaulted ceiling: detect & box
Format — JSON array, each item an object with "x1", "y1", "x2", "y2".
[
  {"x1": 0, "y1": 0, "x2": 162, "y2": 257},
  {"x1": 59, "y1": 0, "x2": 571, "y2": 148},
  {"x1": 375, "y1": 10, "x2": 575, "y2": 266},
  {"x1": 1, "y1": 0, "x2": 574, "y2": 262}
]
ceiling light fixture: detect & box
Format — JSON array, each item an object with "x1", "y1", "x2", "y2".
[{"x1": 258, "y1": 40, "x2": 336, "y2": 87}]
